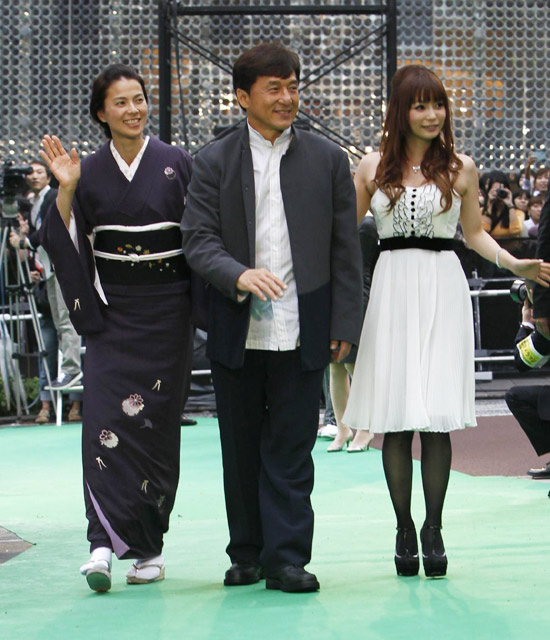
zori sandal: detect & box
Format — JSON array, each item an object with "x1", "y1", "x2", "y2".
[
  {"x1": 80, "y1": 559, "x2": 111, "y2": 593},
  {"x1": 126, "y1": 558, "x2": 165, "y2": 585}
]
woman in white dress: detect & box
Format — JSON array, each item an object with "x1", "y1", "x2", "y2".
[{"x1": 344, "y1": 65, "x2": 550, "y2": 578}]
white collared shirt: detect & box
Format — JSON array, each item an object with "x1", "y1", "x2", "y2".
[
  {"x1": 109, "y1": 136, "x2": 150, "y2": 180},
  {"x1": 245, "y1": 123, "x2": 300, "y2": 351}
]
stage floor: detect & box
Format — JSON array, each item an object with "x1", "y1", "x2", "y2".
[{"x1": 1, "y1": 415, "x2": 549, "y2": 640}]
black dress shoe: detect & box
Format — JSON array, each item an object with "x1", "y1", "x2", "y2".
[
  {"x1": 265, "y1": 565, "x2": 320, "y2": 593},
  {"x1": 181, "y1": 414, "x2": 198, "y2": 426},
  {"x1": 224, "y1": 562, "x2": 263, "y2": 586},
  {"x1": 527, "y1": 461, "x2": 550, "y2": 479}
]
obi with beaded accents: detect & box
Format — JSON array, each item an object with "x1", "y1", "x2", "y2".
[{"x1": 93, "y1": 222, "x2": 191, "y2": 285}]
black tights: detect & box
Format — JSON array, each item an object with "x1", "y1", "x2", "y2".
[{"x1": 382, "y1": 431, "x2": 452, "y2": 529}]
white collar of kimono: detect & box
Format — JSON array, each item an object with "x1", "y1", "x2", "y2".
[{"x1": 109, "y1": 136, "x2": 150, "y2": 181}]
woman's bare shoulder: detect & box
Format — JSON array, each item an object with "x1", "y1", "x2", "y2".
[
  {"x1": 356, "y1": 151, "x2": 381, "y2": 192},
  {"x1": 358, "y1": 150, "x2": 381, "y2": 171},
  {"x1": 456, "y1": 153, "x2": 477, "y2": 174},
  {"x1": 454, "y1": 153, "x2": 478, "y2": 194}
]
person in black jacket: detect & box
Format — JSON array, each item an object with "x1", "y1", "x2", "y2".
[
  {"x1": 182, "y1": 43, "x2": 363, "y2": 593},
  {"x1": 506, "y1": 181, "x2": 550, "y2": 478}
]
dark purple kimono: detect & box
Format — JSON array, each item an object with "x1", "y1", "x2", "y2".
[{"x1": 42, "y1": 137, "x2": 193, "y2": 559}]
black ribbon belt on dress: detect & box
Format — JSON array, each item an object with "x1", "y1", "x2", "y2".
[
  {"x1": 94, "y1": 227, "x2": 190, "y2": 285},
  {"x1": 379, "y1": 236, "x2": 460, "y2": 252}
]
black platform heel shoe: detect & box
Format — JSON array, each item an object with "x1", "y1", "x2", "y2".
[
  {"x1": 394, "y1": 527, "x2": 419, "y2": 576},
  {"x1": 420, "y1": 524, "x2": 448, "y2": 578}
]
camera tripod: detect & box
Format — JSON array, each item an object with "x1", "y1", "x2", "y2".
[{"x1": 0, "y1": 216, "x2": 55, "y2": 422}]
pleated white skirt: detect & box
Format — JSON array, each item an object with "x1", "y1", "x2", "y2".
[{"x1": 343, "y1": 248, "x2": 477, "y2": 433}]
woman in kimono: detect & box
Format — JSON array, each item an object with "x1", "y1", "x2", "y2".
[{"x1": 40, "y1": 64, "x2": 193, "y2": 592}]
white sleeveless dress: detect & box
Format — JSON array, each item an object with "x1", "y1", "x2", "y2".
[{"x1": 343, "y1": 183, "x2": 477, "y2": 433}]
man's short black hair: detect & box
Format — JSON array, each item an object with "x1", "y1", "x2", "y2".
[
  {"x1": 232, "y1": 42, "x2": 300, "y2": 95},
  {"x1": 29, "y1": 158, "x2": 51, "y2": 178}
]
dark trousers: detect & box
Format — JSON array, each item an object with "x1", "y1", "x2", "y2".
[
  {"x1": 505, "y1": 385, "x2": 550, "y2": 456},
  {"x1": 211, "y1": 349, "x2": 324, "y2": 572}
]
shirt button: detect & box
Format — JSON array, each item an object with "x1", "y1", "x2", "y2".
[{"x1": 411, "y1": 230, "x2": 415, "y2": 236}]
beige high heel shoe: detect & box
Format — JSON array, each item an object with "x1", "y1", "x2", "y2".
[
  {"x1": 327, "y1": 426, "x2": 353, "y2": 452},
  {"x1": 347, "y1": 431, "x2": 374, "y2": 453}
]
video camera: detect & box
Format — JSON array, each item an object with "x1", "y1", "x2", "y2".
[{"x1": 0, "y1": 160, "x2": 33, "y2": 218}]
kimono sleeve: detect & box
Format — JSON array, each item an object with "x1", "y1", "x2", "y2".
[{"x1": 40, "y1": 191, "x2": 106, "y2": 335}]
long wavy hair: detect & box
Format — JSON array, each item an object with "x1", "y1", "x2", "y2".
[{"x1": 375, "y1": 65, "x2": 462, "y2": 212}]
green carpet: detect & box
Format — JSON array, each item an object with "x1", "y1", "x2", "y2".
[{"x1": 1, "y1": 419, "x2": 549, "y2": 639}]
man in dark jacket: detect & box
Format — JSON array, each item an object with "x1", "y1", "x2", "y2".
[{"x1": 182, "y1": 43, "x2": 362, "y2": 592}]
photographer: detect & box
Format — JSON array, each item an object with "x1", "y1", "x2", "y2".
[
  {"x1": 481, "y1": 172, "x2": 524, "y2": 239},
  {"x1": 506, "y1": 182, "x2": 550, "y2": 478},
  {"x1": 8, "y1": 160, "x2": 82, "y2": 423}
]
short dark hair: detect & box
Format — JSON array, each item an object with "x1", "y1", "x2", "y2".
[
  {"x1": 29, "y1": 158, "x2": 51, "y2": 178},
  {"x1": 89, "y1": 64, "x2": 148, "y2": 138},
  {"x1": 529, "y1": 195, "x2": 544, "y2": 208},
  {"x1": 232, "y1": 42, "x2": 300, "y2": 95},
  {"x1": 512, "y1": 189, "x2": 530, "y2": 201}
]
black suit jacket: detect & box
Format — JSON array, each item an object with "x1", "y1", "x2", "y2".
[
  {"x1": 27, "y1": 188, "x2": 57, "y2": 249},
  {"x1": 181, "y1": 123, "x2": 363, "y2": 371}
]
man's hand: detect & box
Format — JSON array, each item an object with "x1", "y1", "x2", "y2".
[
  {"x1": 9, "y1": 230, "x2": 21, "y2": 249},
  {"x1": 522, "y1": 300, "x2": 534, "y2": 325},
  {"x1": 330, "y1": 340, "x2": 351, "y2": 363},
  {"x1": 16, "y1": 213, "x2": 29, "y2": 236},
  {"x1": 236, "y1": 268, "x2": 287, "y2": 301}
]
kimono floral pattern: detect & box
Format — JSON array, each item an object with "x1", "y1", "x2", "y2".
[{"x1": 122, "y1": 393, "x2": 145, "y2": 416}]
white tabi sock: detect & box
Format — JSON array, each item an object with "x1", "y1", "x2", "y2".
[
  {"x1": 126, "y1": 554, "x2": 165, "y2": 581},
  {"x1": 80, "y1": 546, "x2": 112, "y2": 574}
]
